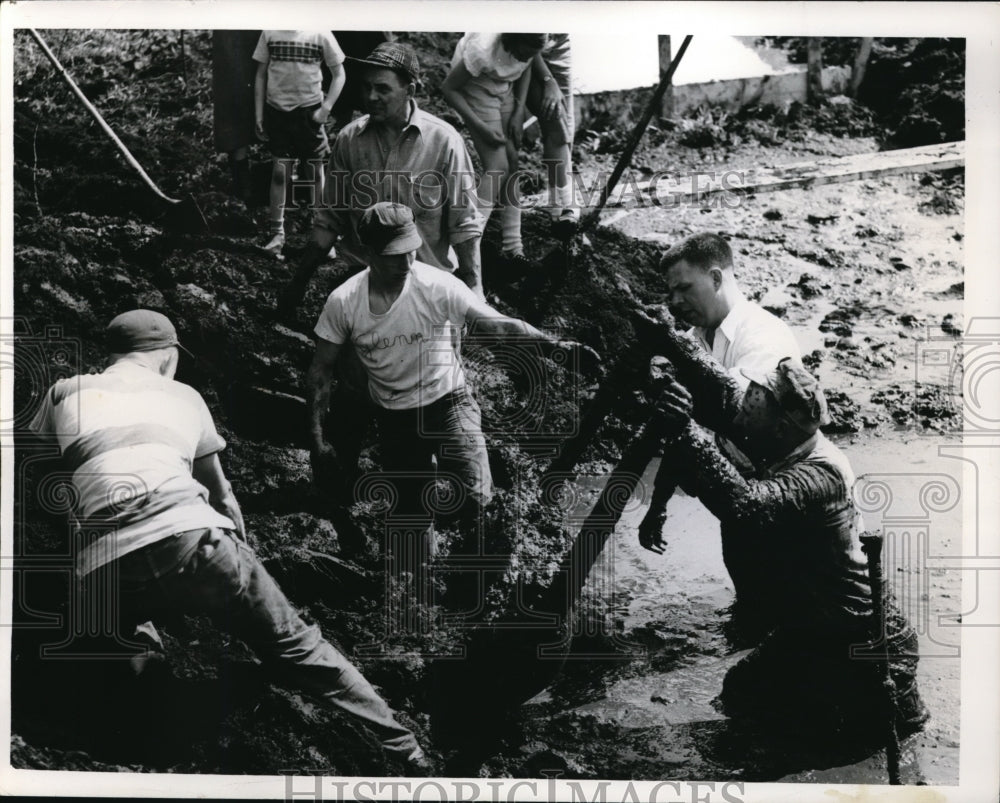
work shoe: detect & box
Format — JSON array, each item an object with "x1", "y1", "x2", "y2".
[
  {"x1": 551, "y1": 207, "x2": 579, "y2": 241},
  {"x1": 501, "y1": 250, "x2": 536, "y2": 280},
  {"x1": 261, "y1": 232, "x2": 285, "y2": 257}
]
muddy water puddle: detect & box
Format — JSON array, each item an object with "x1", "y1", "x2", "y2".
[{"x1": 504, "y1": 433, "x2": 961, "y2": 783}]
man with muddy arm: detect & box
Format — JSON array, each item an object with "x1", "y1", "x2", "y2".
[
  {"x1": 637, "y1": 232, "x2": 801, "y2": 641},
  {"x1": 307, "y1": 202, "x2": 597, "y2": 603},
  {"x1": 634, "y1": 309, "x2": 928, "y2": 735}
]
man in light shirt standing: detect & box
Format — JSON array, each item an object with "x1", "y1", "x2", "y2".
[
  {"x1": 307, "y1": 202, "x2": 595, "y2": 603},
  {"x1": 278, "y1": 41, "x2": 486, "y2": 317},
  {"x1": 636, "y1": 232, "x2": 802, "y2": 643}
]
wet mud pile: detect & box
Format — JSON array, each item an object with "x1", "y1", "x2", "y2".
[{"x1": 10, "y1": 31, "x2": 964, "y2": 780}]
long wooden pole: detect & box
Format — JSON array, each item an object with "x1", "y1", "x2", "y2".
[
  {"x1": 28, "y1": 28, "x2": 181, "y2": 205},
  {"x1": 860, "y1": 532, "x2": 903, "y2": 785},
  {"x1": 577, "y1": 35, "x2": 692, "y2": 234}
]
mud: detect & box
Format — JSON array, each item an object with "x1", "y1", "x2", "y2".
[{"x1": 9, "y1": 30, "x2": 962, "y2": 783}]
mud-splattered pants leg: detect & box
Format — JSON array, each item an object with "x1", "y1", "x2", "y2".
[{"x1": 84, "y1": 528, "x2": 422, "y2": 762}]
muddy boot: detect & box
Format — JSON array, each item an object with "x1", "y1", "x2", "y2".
[
  {"x1": 550, "y1": 208, "x2": 579, "y2": 242},
  {"x1": 275, "y1": 241, "x2": 328, "y2": 323}
]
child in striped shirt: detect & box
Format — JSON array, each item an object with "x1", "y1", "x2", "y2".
[{"x1": 253, "y1": 30, "x2": 345, "y2": 256}]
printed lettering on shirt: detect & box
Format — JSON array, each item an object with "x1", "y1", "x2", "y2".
[{"x1": 358, "y1": 331, "x2": 426, "y2": 360}]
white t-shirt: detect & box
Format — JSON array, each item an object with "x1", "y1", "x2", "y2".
[
  {"x1": 28, "y1": 361, "x2": 235, "y2": 576},
  {"x1": 453, "y1": 33, "x2": 533, "y2": 94},
  {"x1": 253, "y1": 30, "x2": 345, "y2": 112},
  {"x1": 314, "y1": 261, "x2": 479, "y2": 410}
]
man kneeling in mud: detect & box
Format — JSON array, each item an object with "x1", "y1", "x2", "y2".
[{"x1": 643, "y1": 339, "x2": 928, "y2": 735}]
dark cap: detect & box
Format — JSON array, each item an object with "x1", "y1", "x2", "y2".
[
  {"x1": 358, "y1": 202, "x2": 423, "y2": 256},
  {"x1": 348, "y1": 42, "x2": 422, "y2": 85},
  {"x1": 741, "y1": 357, "x2": 830, "y2": 434},
  {"x1": 106, "y1": 309, "x2": 192, "y2": 356}
]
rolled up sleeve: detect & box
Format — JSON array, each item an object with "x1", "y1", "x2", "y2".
[{"x1": 444, "y1": 139, "x2": 484, "y2": 244}]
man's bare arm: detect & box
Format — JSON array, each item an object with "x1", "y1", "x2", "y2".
[
  {"x1": 306, "y1": 338, "x2": 343, "y2": 454},
  {"x1": 452, "y1": 237, "x2": 484, "y2": 300},
  {"x1": 193, "y1": 453, "x2": 247, "y2": 541}
]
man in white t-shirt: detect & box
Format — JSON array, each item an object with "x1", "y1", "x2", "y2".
[
  {"x1": 29, "y1": 309, "x2": 428, "y2": 771},
  {"x1": 308, "y1": 203, "x2": 595, "y2": 590},
  {"x1": 636, "y1": 232, "x2": 802, "y2": 644}
]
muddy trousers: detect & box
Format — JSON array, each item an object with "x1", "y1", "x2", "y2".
[
  {"x1": 716, "y1": 613, "x2": 928, "y2": 735},
  {"x1": 81, "y1": 528, "x2": 422, "y2": 762},
  {"x1": 375, "y1": 388, "x2": 494, "y2": 613}
]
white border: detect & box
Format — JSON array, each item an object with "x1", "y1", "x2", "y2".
[{"x1": 2, "y1": 2, "x2": 998, "y2": 801}]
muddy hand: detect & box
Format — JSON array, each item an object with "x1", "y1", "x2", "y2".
[
  {"x1": 638, "y1": 507, "x2": 668, "y2": 554},
  {"x1": 556, "y1": 339, "x2": 603, "y2": 377},
  {"x1": 653, "y1": 378, "x2": 693, "y2": 436},
  {"x1": 310, "y1": 441, "x2": 347, "y2": 494}
]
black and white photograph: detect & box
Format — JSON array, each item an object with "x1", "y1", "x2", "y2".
[{"x1": 2, "y1": 2, "x2": 998, "y2": 800}]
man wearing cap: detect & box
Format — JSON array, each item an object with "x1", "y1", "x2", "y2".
[
  {"x1": 28, "y1": 309, "x2": 429, "y2": 771},
  {"x1": 649, "y1": 357, "x2": 928, "y2": 737},
  {"x1": 278, "y1": 41, "x2": 486, "y2": 317},
  {"x1": 307, "y1": 203, "x2": 595, "y2": 597}
]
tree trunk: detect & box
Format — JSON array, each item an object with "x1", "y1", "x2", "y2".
[
  {"x1": 806, "y1": 37, "x2": 824, "y2": 105},
  {"x1": 850, "y1": 37, "x2": 874, "y2": 98}
]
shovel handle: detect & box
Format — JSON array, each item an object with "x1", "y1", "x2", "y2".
[
  {"x1": 578, "y1": 34, "x2": 693, "y2": 233},
  {"x1": 27, "y1": 28, "x2": 180, "y2": 205}
]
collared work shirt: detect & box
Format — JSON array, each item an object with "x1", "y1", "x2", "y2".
[
  {"x1": 317, "y1": 101, "x2": 484, "y2": 271},
  {"x1": 692, "y1": 296, "x2": 802, "y2": 391},
  {"x1": 691, "y1": 296, "x2": 802, "y2": 470}
]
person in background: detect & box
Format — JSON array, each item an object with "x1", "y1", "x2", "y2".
[
  {"x1": 253, "y1": 30, "x2": 346, "y2": 257},
  {"x1": 212, "y1": 30, "x2": 260, "y2": 206},
  {"x1": 329, "y1": 31, "x2": 395, "y2": 130},
  {"x1": 443, "y1": 33, "x2": 549, "y2": 273},
  {"x1": 526, "y1": 34, "x2": 579, "y2": 236},
  {"x1": 277, "y1": 41, "x2": 485, "y2": 315}
]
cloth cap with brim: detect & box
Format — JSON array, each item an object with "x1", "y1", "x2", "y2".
[
  {"x1": 741, "y1": 357, "x2": 830, "y2": 433},
  {"x1": 347, "y1": 42, "x2": 422, "y2": 86},
  {"x1": 358, "y1": 202, "x2": 423, "y2": 256},
  {"x1": 106, "y1": 309, "x2": 193, "y2": 357}
]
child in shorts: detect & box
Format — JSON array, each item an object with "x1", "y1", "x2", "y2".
[
  {"x1": 443, "y1": 33, "x2": 548, "y2": 268},
  {"x1": 253, "y1": 30, "x2": 346, "y2": 256}
]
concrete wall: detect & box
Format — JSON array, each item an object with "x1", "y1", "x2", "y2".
[{"x1": 574, "y1": 66, "x2": 851, "y2": 134}]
